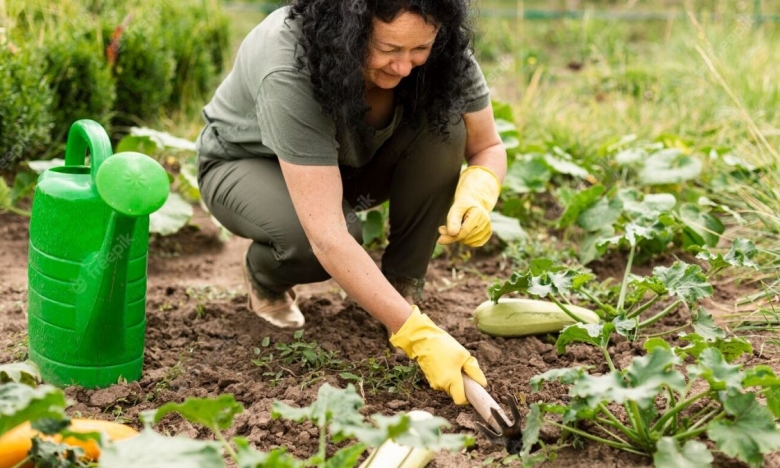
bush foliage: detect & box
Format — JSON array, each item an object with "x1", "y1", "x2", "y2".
[{"x1": 0, "y1": 0, "x2": 229, "y2": 166}]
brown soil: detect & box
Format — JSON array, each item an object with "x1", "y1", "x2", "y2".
[{"x1": 1, "y1": 208, "x2": 776, "y2": 467}]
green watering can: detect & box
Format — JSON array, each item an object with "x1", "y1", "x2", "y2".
[{"x1": 27, "y1": 120, "x2": 169, "y2": 388}]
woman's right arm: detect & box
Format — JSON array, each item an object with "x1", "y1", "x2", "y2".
[
  {"x1": 278, "y1": 159, "x2": 488, "y2": 405},
  {"x1": 277, "y1": 160, "x2": 413, "y2": 333}
]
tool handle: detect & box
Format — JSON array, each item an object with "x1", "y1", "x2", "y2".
[{"x1": 463, "y1": 373, "x2": 510, "y2": 433}]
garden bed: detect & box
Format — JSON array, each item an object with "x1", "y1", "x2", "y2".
[{"x1": 0, "y1": 208, "x2": 777, "y2": 467}]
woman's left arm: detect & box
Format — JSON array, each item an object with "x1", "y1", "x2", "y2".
[
  {"x1": 463, "y1": 103, "x2": 507, "y2": 182},
  {"x1": 436, "y1": 104, "x2": 508, "y2": 246}
]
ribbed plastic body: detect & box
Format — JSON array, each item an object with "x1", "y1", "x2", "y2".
[
  {"x1": 27, "y1": 166, "x2": 150, "y2": 388},
  {"x1": 25, "y1": 120, "x2": 161, "y2": 389}
]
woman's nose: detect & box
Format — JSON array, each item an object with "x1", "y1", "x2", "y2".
[{"x1": 389, "y1": 60, "x2": 412, "y2": 77}]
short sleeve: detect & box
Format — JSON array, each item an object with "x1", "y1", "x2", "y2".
[
  {"x1": 255, "y1": 68, "x2": 340, "y2": 166},
  {"x1": 462, "y1": 54, "x2": 491, "y2": 114}
]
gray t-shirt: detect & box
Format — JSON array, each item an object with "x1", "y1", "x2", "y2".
[{"x1": 196, "y1": 6, "x2": 490, "y2": 168}]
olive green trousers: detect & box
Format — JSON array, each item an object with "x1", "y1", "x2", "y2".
[{"x1": 197, "y1": 119, "x2": 465, "y2": 301}]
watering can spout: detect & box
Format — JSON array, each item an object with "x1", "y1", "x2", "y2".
[{"x1": 75, "y1": 151, "x2": 169, "y2": 361}]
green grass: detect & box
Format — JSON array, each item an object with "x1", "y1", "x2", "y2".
[{"x1": 474, "y1": 6, "x2": 780, "y2": 277}]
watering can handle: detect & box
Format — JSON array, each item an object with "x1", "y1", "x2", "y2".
[{"x1": 64, "y1": 120, "x2": 112, "y2": 186}]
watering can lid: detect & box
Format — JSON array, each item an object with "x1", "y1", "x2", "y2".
[{"x1": 96, "y1": 152, "x2": 170, "y2": 217}]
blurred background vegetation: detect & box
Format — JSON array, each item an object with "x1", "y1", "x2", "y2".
[{"x1": 1, "y1": 0, "x2": 779, "y2": 289}]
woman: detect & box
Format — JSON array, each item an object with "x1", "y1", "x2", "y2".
[{"x1": 196, "y1": 0, "x2": 507, "y2": 406}]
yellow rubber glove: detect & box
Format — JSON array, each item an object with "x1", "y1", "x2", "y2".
[
  {"x1": 389, "y1": 306, "x2": 487, "y2": 405},
  {"x1": 437, "y1": 165, "x2": 501, "y2": 247}
]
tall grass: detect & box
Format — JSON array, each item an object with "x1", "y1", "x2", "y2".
[{"x1": 474, "y1": 4, "x2": 780, "y2": 279}]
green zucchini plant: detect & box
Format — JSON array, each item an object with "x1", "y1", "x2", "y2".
[
  {"x1": 102, "y1": 384, "x2": 470, "y2": 468},
  {"x1": 517, "y1": 328, "x2": 780, "y2": 467},
  {"x1": 1, "y1": 361, "x2": 469, "y2": 468},
  {"x1": 488, "y1": 233, "x2": 758, "y2": 336}
]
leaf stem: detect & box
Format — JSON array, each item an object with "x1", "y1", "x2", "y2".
[
  {"x1": 593, "y1": 421, "x2": 634, "y2": 447},
  {"x1": 546, "y1": 421, "x2": 646, "y2": 455},
  {"x1": 627, "y1": 295, "x2": 661, "y2": 319},
  {"x1": 616, "y1": 243, "x2": 636, "y2": 315},
  {"x1": 629, "y1": 401, "x2": 651, "y2": 449},
  {"x1": 598, "y1": 403, "x2": 640, "y2": 441},
  {"x1": 577, "y1": 289, "x2": 610, "y2": 319},
  {"x1": 672, "y1": 411, "x2": 726, "y2": 441},
  {"x1": 651, "y1": 392, "x2": 709, "y2": 434},
  {"x1": 550, "y1": 295, "x2": 590, "y2": 324},
  {"x1": 637, "y1": 300, "x2": 684, "y2": 329},
  {"x1": 7, "y1": 206, "x2": 31, "y2": 217},
  {"x1": 213, "y1": 427, "x2": 238, "y2": 460},
  {"x1": 642, "y1": 322, "x2": 692, "y2": 339},
  {"x1": 601, "y1": 347, "x2": 616, "y2": 372}
]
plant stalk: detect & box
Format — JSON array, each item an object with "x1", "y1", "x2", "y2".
[
  {"x1": 651, "y1": 392, "x2": 709, "y2": 434},
  {"x1": 546, "y1": 421, "x2": 645, "y2": 455},
  {"x1": 642, "y1": 322, "x2": 692, "y2": 339},
  {"x1": 627, "y1": 295, "x2": 662, "y2": 319},
  {"x1": 599, "y1": 346, "x2": 616, "y2": 372},
  {"x1": 550, "y1": 295, "x2": 590, "y2": 324},
  {"x1": 672, "y1": 412, "x2": 726, "y2": 441},
  {"x1": 638, "y1": 300, "x2": 684, "y2": 329},
  {"x1": 578, "y1": 289, "x2": 611, "y2": 319},
  {"x1": 598, "y1": 403, "x2": 640, "y2": 441},
  {"x1": 214, "y1": 427, "x2": 238, "y2": 461},
  {"x1": 616, "y1": 243, "x2": 636, "y2": 315}
]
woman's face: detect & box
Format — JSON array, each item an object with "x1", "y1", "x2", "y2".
[{"x1": 365, "y1": 11, "x2": 439, "y2": 90}]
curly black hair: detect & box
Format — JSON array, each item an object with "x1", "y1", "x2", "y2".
[{"x1": 287, "y1": 0, "x2": 476, "y2": 136}]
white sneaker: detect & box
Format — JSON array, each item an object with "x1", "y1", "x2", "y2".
[{"x1": 242, "y1": 265, "x2": 305, "y2": 328}]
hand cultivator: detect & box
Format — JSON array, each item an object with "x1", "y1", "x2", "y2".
[{"x1": 463, "y1": 374, "x2": 524, "y2": 454}]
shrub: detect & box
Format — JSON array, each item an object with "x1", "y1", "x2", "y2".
[
  {"x1": 0, "y1": 44, "x2": 54, "y2": 168},
  {"x1": 42, "y1": 25, "x2": 116, "y2": 147},
  {"x1": 161, "y1": 0, "x2": 230, "y2": 109},
  {"x1": 102, "y1": 7, "x2": 175, "y2": 128}
]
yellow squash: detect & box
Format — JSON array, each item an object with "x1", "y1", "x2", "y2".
[{"x1": 0, "y1": 419, "x2": 138, "y2": 468}]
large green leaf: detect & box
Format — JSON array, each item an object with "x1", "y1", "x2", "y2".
[
  {"x1": 638, "y1": 149, "x2": 702, "y2": 185},
  {"x1": 324, "y1": 444, "x2": 368, "y2": 468},
  {"x1": 149, "y1": 192, "x2": 192, "y2": 236},
  {"x1": 361, "y1": 210, "x2": 385, "y2": 246},
  {"x1": 489, "y1": 211, "x2": 528, "y2": 243},
  {"x1": 272, "y1": 384, "x2": 365, "y2": 441},
  {"x1": 570, "y1": 371, "x2": 661, "y2": 409},
  {"x1": 577, "y1": 196, "x2": 623, "y2": 233},
  {"x1": 520, "y1": 403, "x2": 544, "y2": 461},
  {"x1": 150, "y1": 394, "x2": 243, "y2": 431},
  {"x1": 624, "y1": 348, "x2": 686, "y2": 408},
  {"x1": 691, "y1": 308, "x2": 726, "y2": 340},
  {"x1": 708, "y1": 392, "x2": 780, "y2": 467},
  {"x1": 556, "y1": 185, "x2": 605, "y2": 229},
  {"x1": 529, "y1": 367, "x2": 586, "y2": 391},
  {"x1": 233, "y1": 437, "x2": 303, "y2": 468},
  {"x1": 545, "y1": 148, "x2": 589, "y2": 179},
  {"x1": 556, "y1": 322, "x2": 615, "y2": 354},
  {"x1": 99, "y1": 429, "x2": 225, "y2": 468},
  {"x1": 618, "y1": 188, "x2": 677, "y2": 217},
  {"x1": 653, "y1": 437, "x2": 713, "y2": 468},
  {"x1": 0, "y1": 361, "x2": 41, "y2": 385},
  {"x1": 696, "y1": 238, "x2": 758, "y2": 270},
  {"x1": 0, "y1": 383, "x2": 67, "y2": 437},
  {"x1": 679, "y1": 204, "x2": 724, "y2": 248},
  {"x1": 676, "y1": 334, "x2": 752, "y2": 363},
  {"x1": 697, "y1": 347, "x2": 745, "y2": 392},
  {"x1": 503, "y1": 156, "x2": 551, "y2": 194},
  {"x1": 653, "y1": 262, "x2": 712, "y2": 303}
]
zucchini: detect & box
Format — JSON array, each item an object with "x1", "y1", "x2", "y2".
[
  {"x1": 474, "y1": 298, "x2": 600, "y2": 337},
  {"x1": 0, "y1": 419, "x2": 138, "y2": 468}
]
